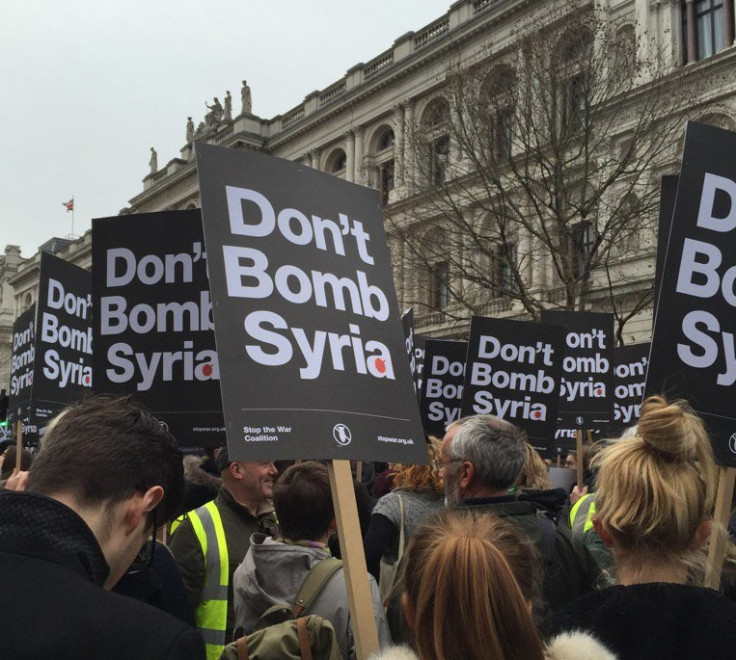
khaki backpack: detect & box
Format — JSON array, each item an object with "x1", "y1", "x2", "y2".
[{"x1": 221, "y1": 558, "x2": 343, "y2": 660}]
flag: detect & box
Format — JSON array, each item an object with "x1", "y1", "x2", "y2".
[{"x1": 63, "y1": 198, "x2": 74, "y2": 212}]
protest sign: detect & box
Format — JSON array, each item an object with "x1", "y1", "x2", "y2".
[
  {"x1": 92, "y1": 211, "x2": 224, "y2": 447},
  {"x1": 195, "y1": 144, "x2": 426, "y2": 463},
  {"x1": 646, "y1": 121, "x2": 736, "y2": 466},
  {"x1": 540, "y1": 311, "x2": 614, "y2": 429},
  {"x1": 7, "y1": 305, "x2": 36, "y2": 441},
  {"x1": 460, "y1": 317, "x2": 566, "y2": 451},
  {"x1": 401, "y1": 308, "x2": 422, "y2": 398},
  {"x1": 604, "y1": 342, "x2": 649, "y2": 438},
  {"x1": 655, "y1": 175, "x2": 679, "y2": 305},
  {"x1": 30, "y1": 252, "x2": 93, "y2": 437},
  {"x1": 413, "y1": 334, "x2": 426, "y2": 400},
  {"x1": 420, "y1": 339, "x2": 468, "y2": 438}
]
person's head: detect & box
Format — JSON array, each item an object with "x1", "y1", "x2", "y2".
[
  {"x1": 273, "y1": 461, "x2": 334, "y2": 542},
  {"x1": 440, "y1": 415, "x2": 526, "y2": 504},
  {"x1": 392, "y1": 437, "x2": 443, "y2": 495},
  {"x1": 564, "y1": 451, "x2": 577, "y2": 469},
  {"x1": 593, "y1": 395, "x2": 716, "y2": 569},
  {"x1": 215, "y1": 446, "x2": 277, "y2": 510},
  {"x1": 27, "y1": 395, "x2": 184, "y2": 587},
  {"x1": 515, "y1": 443, "x2": 552, "y2": 491},
  {"x1": 402, "y1": 508, "x2": 544, "y2": 660},
  {"x1": 0, "y1": 446, "x2": 33, "y2": 481}
]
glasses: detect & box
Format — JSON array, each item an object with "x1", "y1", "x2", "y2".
[{"x1": 440, "y1": 459, "x2": 462, "y2": 470}]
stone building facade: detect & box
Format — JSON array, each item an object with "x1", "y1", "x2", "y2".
[{"x1": 3, "y1": 0, "x2": 736, "y2": 388}]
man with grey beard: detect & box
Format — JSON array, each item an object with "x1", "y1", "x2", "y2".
[{"x1": 440, "y1": 414, "x2": 600, "y2": 616}]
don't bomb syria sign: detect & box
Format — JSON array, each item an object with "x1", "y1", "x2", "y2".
[
  {"x1": 647, "y1": 122, "x2": 736, "y2": 466},
  {"x1": 196, "y1": 144, "x2": 426, "y2": 463}
]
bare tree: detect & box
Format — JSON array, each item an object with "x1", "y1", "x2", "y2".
[{"x1": 387, "y1": 2, "x2": 684, "y2": 344}]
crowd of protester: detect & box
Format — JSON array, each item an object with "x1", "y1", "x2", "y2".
[{"x1": 1, "y1": 393, "x2": 735, "y2": 659}]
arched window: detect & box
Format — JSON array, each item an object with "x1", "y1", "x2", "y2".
[
  {"x1": 421, "y1": 98, "x2": 450, "y2": 129},
  {"x1": 326, "y1": 148, "x2": 347, "y2": 175},
  {"x1": 371, "y1": 126, "x2": 396, "y2": 204},
  {"x1": 484, "y1": 67, "x2": 516, "y2": 160},
  {"x1": 555, "y1": 28, "x2": 594, "y2": 134}
]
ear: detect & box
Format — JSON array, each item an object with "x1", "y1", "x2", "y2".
[
  {"x1": 458, "y1": 461, "x2": 475, "y2": 492},
  {"x1": 123, "y1": 486, "x2": 164, "y2": 536},
  {"x1": 401, "y1": 592, "x2": 416, "y2": 630},
  {"x1": 228, "y1": 462, "x2": 244, "y2": 480},
  {"x1": 592, "y1": 517, "x2": 614, "y2": 548},
  {"x1": 327, "y1": 517, "x2": 338, "y2": 535},
  {"x1": 691, "y1": 519, "x2": 712, "y2": 550}
]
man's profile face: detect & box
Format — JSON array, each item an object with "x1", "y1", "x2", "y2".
[
  {"x1": 238, "y1": 461, "x2": 278, "y2": 502},
  {"x1": 440, "y1": 425, "x2": 462, "y2": 505}
]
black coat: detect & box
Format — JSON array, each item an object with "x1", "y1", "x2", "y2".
[
  {"x1": 546, "y1": 582, "x2": 736, "y2": 659},
  {"x1": 0, "y1": 491, "x2": 205, "y2": 659}
]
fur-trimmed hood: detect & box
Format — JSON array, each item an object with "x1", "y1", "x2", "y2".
[
  {"x1": 182, "y1": 454, "x2": 221, "y2": 490},
  {"x1": 369, "y1": 632, "x2": 616, "y2": 660},
  {"x1": 546, "y1": 631, "x2": 617, "y2": 660}
]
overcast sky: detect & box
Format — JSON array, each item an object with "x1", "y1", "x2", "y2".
[{"x1": 1, "y1": 0, "x2": 452, "y2": 258}]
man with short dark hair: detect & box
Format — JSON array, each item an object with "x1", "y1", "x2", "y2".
[
  {"x1": 169, "y1": 447, "x2": 279, "y2": 659},
  {"x1": 0, "y1": 395, "x2": 205, "y2": 659},
  {"x1": 441, "y1": 415, "x2": 600, "y2": 615},
  {"x1": 232, "y1": 461, "x2": 390, "y2": 660}
]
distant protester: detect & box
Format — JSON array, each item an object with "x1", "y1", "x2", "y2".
[
  {"x1": 440, "y1": 415, "x2": 600, "y2": 617},
  {"x1": 363, "y1": 438, "x2": 444, "y2": 593},
  {"x1": 515, "y1": 442, "x2": 567, "y2": 521},
  {"x1": 0, "y1": 395, "x2": 204, "y2": 659},
  {"x1": 370, "y1": 508, "x2": 615, "y2": 660},
  {"x1": 547, "y1": 396, "x2": 736, "y2": 658},
  {"x1": 233, "y1": 461, "x2": 390, "y2": 660},
  {"x1": 0, "y1": 446, "x2": 33, "y2": 487}
]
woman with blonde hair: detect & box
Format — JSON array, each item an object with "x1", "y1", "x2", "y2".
[
  {"x1": 548, "y1": 395, "x2": 736, "y2": 658},
  {"x1": 371, "y1": 508, "x2": 614, "y2": 660}
]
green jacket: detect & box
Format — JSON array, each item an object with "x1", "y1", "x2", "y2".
[
  {"x1": 169, "y1": 487, "x2": 278, "y2": 645},
  {"x1": 461, "y1": 497, "x2": 601, "y2": 616}
]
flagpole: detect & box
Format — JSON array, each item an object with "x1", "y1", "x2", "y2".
[{"x1": 71, "y1": 196, "x2": 75, "y2": 238}]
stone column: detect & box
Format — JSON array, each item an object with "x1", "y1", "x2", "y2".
[
  {"x1": 403, "y1": 100, "x2": 415, "y2": 191},
  {"x1": 310, "y1": 149, "x2": 320, "y2": 170},
  {"x1": 394, "y1": 104, "x2": 405, "y2": 185},
  {"x1": 354, "y1": 126, "x2": 365, "y2": 184},
  {"x1": 345, "y1": 131, "x2": 355, "y2": 182}
]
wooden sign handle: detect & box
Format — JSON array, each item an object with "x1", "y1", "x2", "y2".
[
  {"x1": 576, "y1": 429, "x2": 584, "y2": 490},
  {"x1": 328, "y1": 460, "x2": 379, "y2": 659},
  {"x1": 705, "y1": 466, "x2": 736, "y2": 589},
  {"x1": 13, "y1": 420, "x2": 22, "y2": 477}
]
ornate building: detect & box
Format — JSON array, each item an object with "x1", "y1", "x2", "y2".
[{"x1": 3, "y1": 0, "x2": 736, "y2": 388}]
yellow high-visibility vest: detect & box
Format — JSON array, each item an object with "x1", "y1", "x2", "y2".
[
  {"x1": 569, "y1": 493, "x2": 596, "y2": 536},
  {"x1": 188, "y1": 501, "x2": 229, "y2": 660}
]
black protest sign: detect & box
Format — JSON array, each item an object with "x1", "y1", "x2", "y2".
[
  {"x1": 195, "y1": 144, "x2": 426, "y2": 462},
  {"x1": 32, "y1": 252, "x2": 93, "y2": 437},
  {"x1": 401, "y1": 308, "x2": 421, "y2": 398},
  {"x1": 646, "y1": 122, "x2": 736, "y2": 466},
  {"x1": 92, "y1": 211, "x2": 224, "y2": 447},
  {"x1": 7, "y1": 304, "x2": 36, "y2": 440},
  {"x1": 655, "y1": 175, "x2": 679, "y2": 307},
  {"x1": 460, "y1": 317, "x2": 566, "y2": 449},
  {"x1": 540, "y1": 311, "x2": 614, "y2": 429},
  {"x1": 605, "y1": 342, "x2": 650, "y2": 438},
  {"x1": 414, "y1": 334, "x2": 426, "y2": 400},
  {"x1": 420, "y1": 339, "x2": 468, "y2": 438}
]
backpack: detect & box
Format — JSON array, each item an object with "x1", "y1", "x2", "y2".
[{"x1": 221, "y1": 558, "x2": 343, "y2": 660}]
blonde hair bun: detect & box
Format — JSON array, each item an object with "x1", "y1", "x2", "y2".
[{"x1": 637, "y1": 396, "x2": 700, "y2": 461}]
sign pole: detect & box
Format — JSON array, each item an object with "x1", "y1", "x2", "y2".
[
  {"x1": 328, "y1": 459, "x2": 379, "y2": 659},
  {"x1": 13, "y1": 420, "x2": 22, "y2": 476},
  {"x1": 576, "y1": 429, "x2": 584, "y2": 489},
  {"x1": 705, "y1": 466, "x2": 736, "y2": 589}
]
